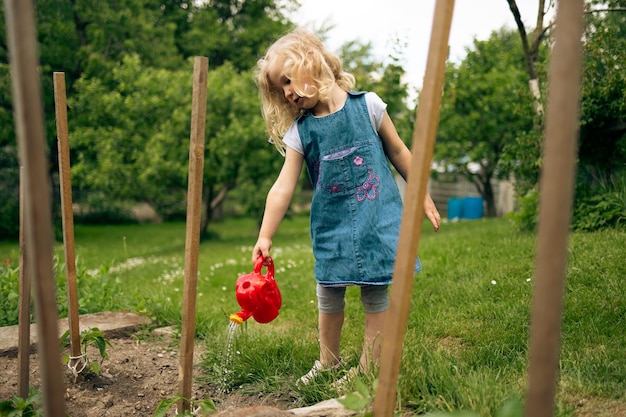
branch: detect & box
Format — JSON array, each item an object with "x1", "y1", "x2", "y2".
[
  {"x1": 507, "y1": 0, "x2": 537, "y2": 79},
  {"x1": 587, "y1": 8, "x2": 626, "y2": 13}
]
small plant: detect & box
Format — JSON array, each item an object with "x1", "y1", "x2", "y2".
[
  {"x1": 337, "y1": 377, "x2": 377, "y2": 416},
  {"x1": 152, "y1": 394, "x2": 216, "y2": 416},
  {"x1": 0, "y1": 388, "x2": 43, "y2": 417},
  {"x1": 60, "y1": 327, "x2": 112, "y2": 381}
]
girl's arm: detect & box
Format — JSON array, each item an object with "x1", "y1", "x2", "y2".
[
  {"x1": 378, "y1": 111, "x2": 441, "y2": 232},
  {"x1": 252, "y1": 147, "x2": 304, "y2": 262}
]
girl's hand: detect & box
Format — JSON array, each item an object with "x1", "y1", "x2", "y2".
[
  {"x1": 252, "y1": 237, "x2": 273, "y2": 264},
  {"x1": 424, "y1": 194, "x2": 441, "y2": 232}
]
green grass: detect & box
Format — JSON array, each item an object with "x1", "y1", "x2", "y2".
[{"x1": 0, "y1": 215, "x2": 624, "y2": 416}]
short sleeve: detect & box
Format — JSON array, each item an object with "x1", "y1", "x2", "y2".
[
  {"x1": 365, "y1": 92, "x2": 387, "y2": 133},
  {"x1": 282, "y1": 123, "x2": 304, "y2": 154}
]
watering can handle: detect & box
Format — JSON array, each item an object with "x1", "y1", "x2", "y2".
[{"x1": 254, "y1": 255, "x2": 275, "y2": 280}]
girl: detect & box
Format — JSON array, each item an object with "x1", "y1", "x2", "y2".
[{"x1": 251, "y1": 28, "x2": 441, "y2": 387}]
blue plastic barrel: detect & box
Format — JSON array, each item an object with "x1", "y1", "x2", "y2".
[
  {"x1": 447, "y1": 198, "x2": 464, "y2": 220},
  {"x1": 463, "y1": 197, "x2": 484, "y2": 219}
]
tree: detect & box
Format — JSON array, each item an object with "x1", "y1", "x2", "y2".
[
  {"x1": 0, "y1": 0, "x2": 296, "y2": 237},
  {"x1": 578, "y1": 0, "x2": 626, "y2": 177},
  {"x1": 339, "y1": 37, "x2": 414, "y2": 144},
  {"x1": 177, "y1": 0, "x2": 296, "y2": 71},
  {"x1": 505, "y1": 0, "x2": 626, "y2": 194},
  {"x1": 68, "y1": 55, "x2": 280, "y2": 235},
  {"x1": 436, "y1": 29, "x2": 535, "y2": 217}
]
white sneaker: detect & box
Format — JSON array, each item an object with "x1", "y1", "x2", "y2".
[
  {"x1": 298, "y1": 359, "x2": 344, "y2": 385},
  {"x1": 331, "y1": 366, "x2": 361, "y2": 392}
]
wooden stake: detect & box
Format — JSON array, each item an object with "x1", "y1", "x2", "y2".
[
  {"x1": 53, "y1": 71, "x2": 83, "y2": 376},
  {"x1": 524, "y1": 2, "x2": 584, "y2": 417},
  {"x1": 3, "y1": 0, "x2": 66, "y2": 415},
  {"x1": 177, "y1": 56, "x2": 208, "y2": 413},
  {"x1": 373, "y1": 1, "x2": 454, "y2": 415},
  {"x1": 17, "y1": 166, "x2": 31, "y2": 398}
]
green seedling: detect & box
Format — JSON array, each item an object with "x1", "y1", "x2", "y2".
[
  {"x1": 152, "y1": 394, "x2": 216, "y2": 417},
  {"x1": 60, "y1": 327, "x2": 112, "y2": 381},
  {"x1": 0, "y1": 388, "x2": 42, "y2": 417}
]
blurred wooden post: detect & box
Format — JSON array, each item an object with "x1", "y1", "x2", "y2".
[
  {"x1": 54, "y1": 71, "x2": 83, "y2": 376},
  {"x1": 177, "y1": 56, "x2": 208, "y2": 413},
  {"x1": 524, "y1": 2, "x2": 585, "y2": 417},
  {"x1": 3, "y1": 0, "x2": 66, "y2": 415},
  {"x1": 373, "y1": 0, "x2": 454, "y2": 415},
  {"x1": 17, "y1": 166, "x2": 31, "y2": 398}
]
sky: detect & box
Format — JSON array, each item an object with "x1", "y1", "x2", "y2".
[{"x1": 289, "y1": 0, "x2": 554, "y2": 97}]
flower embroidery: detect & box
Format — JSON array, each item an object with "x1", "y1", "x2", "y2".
[
  {"x1": 353, "y1": 156, "x2": 364, "y2": 166},
  {"x1": 356, "y1": 169, "x2": 380, "y2": 202}
]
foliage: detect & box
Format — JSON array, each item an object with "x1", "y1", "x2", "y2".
[
  {"x1": 509, "y1": 169, "x2": 626, "y2": 234},
  {"x1": 152, "y1": 394, "x2": 216, "y2": 417},
  {"x1": 0, "y1": 0, "x2": 295, "y2": 234},
  {"x1": 339, "y1": 37, "x2": 414, "y2": 145},
  {"x1": 0, "y1": 165, "x2": 19, "y2": 240},
  {"x1": 60, "y1": 327, "x2": 113, "y2": 380},
  {"x1": 0, "y1": 259, "x2": 20, "y2": 327},
  {"x1": 578, "y1": 0, "x2": 626, "y2": 175},
  {"x1": 572, "y1": 168, "x2": 626, "y2": 231},
  {"x1": 422, "y1": 396, "x2": 523, "y2": 417},
  {"x1": 337, "y1": 377, "x2": 377, "y2": 416},
  {"x1": 506, "y1": 189, "x2": 538, "y2": 233},
  {"x1": 68, "y1": 55, "x2": 196, "y2": 219},
  {"x1": 0, "y1": 388, "x2": 43, "y2": 417}
]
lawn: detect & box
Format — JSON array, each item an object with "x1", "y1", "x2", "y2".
[{"x1": 1, "y1": 215, "x2": 624, "y2": 416}]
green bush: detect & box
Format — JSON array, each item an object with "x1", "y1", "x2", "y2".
[
  {"x1": 0, "y1": 259, "x2": 20, "y2": 327},
  {"x1": 0, "y1": 167, "x2": 19, "y2": 241},
  {"x1": 507, "y1": 189, "x2": 538, "y2": 233},
  {"x1": 572, "y1": 170, "x2": 626, "y2": 231},
  {"x1": 510, "y1": 170, "x2": 626, "y2": 233}
]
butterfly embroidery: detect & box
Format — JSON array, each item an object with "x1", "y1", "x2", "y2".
[{"x1": 356, "y1": 169, "x2": 380, "y2": 202}]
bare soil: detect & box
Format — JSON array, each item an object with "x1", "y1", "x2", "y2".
[{"x1": 0, "y1": 332, "x2": 292, "y2": 417}]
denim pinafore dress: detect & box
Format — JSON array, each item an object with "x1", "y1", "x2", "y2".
[{"x1": 297, "y1": 92, "x2": 421, "y2": 287}]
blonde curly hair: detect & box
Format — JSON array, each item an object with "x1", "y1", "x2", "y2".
[{"x1": 255, "y1": 28, "x2": 355, "y2": 155}]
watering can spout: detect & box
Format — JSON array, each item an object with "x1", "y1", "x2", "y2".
[
  {"x1": 229, "y1": 312, "x2": 249, "y2": 324},
  {"x1": 230, "y1": 256, "x2": 282, "y2": 324}
]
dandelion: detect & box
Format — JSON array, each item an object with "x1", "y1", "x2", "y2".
[{"x1": 490, "y1": 280, "x2": 497, "y2": 285}]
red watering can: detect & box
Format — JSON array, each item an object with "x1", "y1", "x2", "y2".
[{"x1": 229, "y1": 256, "x2": 282, "y2": 324}]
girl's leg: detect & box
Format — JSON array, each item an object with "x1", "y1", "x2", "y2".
[
  {"x1": 359, "y1": 285, "x2": 389, "y2": 372},
  {"x1": 316, "y1": 284, "x2": 346, "y2": 365},
  {"x1": 360, "y1": 310, "x2": 386, "y2": 371},
  {"x1": 319, "y1": 310, "x2": 344, "y2": 365},
  {"x1": 298, "y1": 285, "x2": 346, "y2": 384}
]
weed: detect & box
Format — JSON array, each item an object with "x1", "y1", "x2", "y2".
[
  {"x1": 152, "y1": 395, "x2": 216, "y2": 416},
  {"x1": 0, "y1": 388, "x2": 42, "y2": 417}
]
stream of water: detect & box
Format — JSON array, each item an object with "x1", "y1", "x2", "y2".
[{"x1": 219, "y1": 321, "x2": 240, "y2": 392}]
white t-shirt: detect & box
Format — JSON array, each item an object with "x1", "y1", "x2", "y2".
[{"x1": 283, "y1": 91, "x2": 387, "y2": 154}]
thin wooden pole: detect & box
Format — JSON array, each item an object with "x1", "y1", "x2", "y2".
[
  {"x1": 177, "y1": 56, "x2": 208, "y2": 413},
  {"x1": 54, "y1": 71, "x2": 83, "y2": 376},
  {"x1": 373, "y1": 1, "x2": 454, "y2": 415},
  {"x1": 524, "y1": 2, "x2": 585, "y2": 417},
  {"x1": 17, "y1": 166, "x2": 31, "y2": 398},
  {"x1": 3, "y1": 0, "x2": 66, "y2": 415}
]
